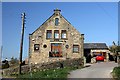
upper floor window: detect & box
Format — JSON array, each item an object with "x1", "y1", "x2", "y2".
[
  {"x1": 46, "y1": 30, "x2": 52, "y2": 39},
  {"x1": 55, "y1": 18, "x2": 59, "y2": 26},
  {"x1": 54, "y1": 30, "x2": 59, "y2": 39},
  {"x1": 61, "y1": 30, "x2": 67, "y2": 39},
  {"x1": 34, "y1": 44, "x2": 40, "y2": 51},
  {"x1": 73, "y1": 45, "x2": 79, "y2": 53}
]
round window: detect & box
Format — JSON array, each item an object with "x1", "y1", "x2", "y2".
[
  {"x1": 65, "y1": 45, "x2": 69, "y2": 49},
  {"x1": 43, "y1": 44, "x2": 47, "y2": 48}
]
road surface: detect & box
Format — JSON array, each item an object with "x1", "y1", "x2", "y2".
[{"x1": 68, "y1": 62, "x2": 118, "y2": 78}]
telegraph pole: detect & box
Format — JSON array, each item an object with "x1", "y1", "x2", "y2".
[
  {"x1": 0, "y1": 46, "x2": 2, "y2": 67},
  {"x1": 19, "y1": 13, "x2": 26, "y2": 74}
]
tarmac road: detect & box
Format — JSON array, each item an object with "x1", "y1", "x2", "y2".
[{"x1": 68, "y1": 62, "x2": 118, "y2": 78}]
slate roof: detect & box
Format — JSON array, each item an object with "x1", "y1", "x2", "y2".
[{"x1": 84, "y1": 43, "x2": 108, "y2": 49}]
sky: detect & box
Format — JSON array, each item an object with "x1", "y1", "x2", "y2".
[{"x1": 2, "y1": 2, "x2": 118, "y2": 60}]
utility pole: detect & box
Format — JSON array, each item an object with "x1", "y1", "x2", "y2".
[
  {"x1": 0, "y1": 46, "x2": 2, "y2": 66},
  {"x1": 19, "y1": 13, "x2": 26, "y2": 74}
]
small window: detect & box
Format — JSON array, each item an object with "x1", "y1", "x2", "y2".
[
  {"x1": 54, "y1": 30, "x2": 59, "y2": 39},
  {"x1": 55, "y1": 18, "x2": 59, "y2": 26},
  {"x1": 65, "y1": 45, "x2": 69, "y2": 49},
  {"x1": 34, "y1": 44, "x2": 40, "y2": 51},
  {"x1": 43, "y1": 44, "x2": 47, "y2": 48},
  {"x1": 61, "y1": 30, "x2": 67, "y2": 39},
  {"x1": 46, "y1": 30, "x2": 52, "y2": 39},
  {"x1": 73, "y1": 45, "x2": 79, "y2": 53}
]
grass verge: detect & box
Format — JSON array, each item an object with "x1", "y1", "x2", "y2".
[
  {"x1": 8, "y1": 66, "x2": 82, "y2": 79},
  {"x1": 112, "y1": 66, "x2": 120, "y2": 79}
]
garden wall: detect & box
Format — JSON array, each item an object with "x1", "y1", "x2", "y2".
[{"x1": 2, "y1": 58, "x2": 83, "y2": 76}]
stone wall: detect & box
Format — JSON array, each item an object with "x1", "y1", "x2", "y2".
[{"x1": 2, "y1": 58, "x2": 83, "y2": 76}]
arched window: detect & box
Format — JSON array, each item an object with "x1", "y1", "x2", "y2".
[{"x1": 55, "y1": 18, "x2": 59, "y2": 26}]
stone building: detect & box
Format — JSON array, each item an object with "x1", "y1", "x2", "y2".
[{"x1": 29, "y1": 9, "x2": 84, "y2": 64}]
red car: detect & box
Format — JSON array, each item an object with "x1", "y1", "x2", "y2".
[{"x1": 96, "y1": 56, "x2": 104, "y2": 61}]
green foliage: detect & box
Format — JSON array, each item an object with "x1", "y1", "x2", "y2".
[
  {"x1": 112, "y1": 67, "x2": 120, "y2": 79},
  {"x1": 109, "y1": 46, "x2": 115, "y2": 53},
  {"x1": 116, "y1": 46, "x2": 120, "y2": 52},
  {"x1": 17, "y1": 66, "x2": 81, "y2": 78},
  {"x1": 109, "y1": 45, "x2": 120, "y2": 54}
]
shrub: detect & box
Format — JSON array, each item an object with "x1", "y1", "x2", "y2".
[{"x1": 112, "y1": 67, "x2": 120, "y2": 79}]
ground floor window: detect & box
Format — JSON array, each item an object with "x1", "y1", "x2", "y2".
[
  {"x1": 34, "y1": 44, "x2": 40, "y2": 51},
  {"x1": 49, "y1": 43, "x2": 62, "y2": 57},
  {"x1": 73, "y1": 45, "x2": 79, "y2": 53}
]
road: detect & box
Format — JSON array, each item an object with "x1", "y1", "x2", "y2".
[{"x1": 68, "y1": 62, "x2": 118, "y2": 78}]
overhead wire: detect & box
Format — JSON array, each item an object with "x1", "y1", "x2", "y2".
[{"x1": 95, "y1": 2, "x2": 117, "y2": 23}]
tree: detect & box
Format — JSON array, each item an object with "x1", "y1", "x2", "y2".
[
  {"x1": 116, "y1": 46, "x2": 120, "y2": 53},
  {"x1": 109, "y1": 41, "x2": 120, "y2": 63},
  {"x1": 109, "y1": 41, "x2": 120, "y2": 55},
  {"x1": 10, "y1": 57, "x2": 19, "y2": 67}
]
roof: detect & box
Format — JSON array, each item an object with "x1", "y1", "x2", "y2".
[{"x1": 84, "y1": 43, "x2": 108, "y2": 49}]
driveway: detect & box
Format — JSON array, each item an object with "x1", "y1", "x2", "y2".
[{"x1": 68, "y1": 62, "x2": 118, "y2": 78}]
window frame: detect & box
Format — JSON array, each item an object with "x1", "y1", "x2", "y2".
[
  {"x1": 55, "y1": 18, "x2": 59, "y2": 26},
  {"x1": 34, "y1": 44, "x2": 40, "y2": 51},
  {"x1": 61, "y1": 30, "x2": 67, "y2": 39},
  {"x1": 73, "y1": 45, "x2": 79, "y2": 53},
  {"x1": 46, "y1": 30, "x2": 52, "y2": 39},
  {"x1": 49, "y1": 43, "x2": 62, "y2": 57},
  {"x1": 54, "y1": 30, "x2": 59, "y2": 39}
]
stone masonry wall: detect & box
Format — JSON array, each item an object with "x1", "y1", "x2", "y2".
[
  {"x1": 29, "y1": 9, "x2": 84, "y2": 64},
  {"x1": 2, "y1": 58, "x2": 83, "y2": 76}
]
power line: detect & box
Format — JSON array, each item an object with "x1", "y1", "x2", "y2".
[{"x1": 96, "y1": 2, "x2": 116, "y2": 23}]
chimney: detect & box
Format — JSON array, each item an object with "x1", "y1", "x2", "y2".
[
  {"x1": 81, "y1": 34, "x2": 84, "y2": 40},
  {"x1": 54, "y1": 8, "x2": 61, "y2": 15}
]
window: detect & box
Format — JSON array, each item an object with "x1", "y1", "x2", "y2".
[
  {"x1": 73, "y1": 45, "x2": 79, "y2": 53},
  {"x1": 55, "y1": 18, "x2": 59, "y2": 26},
  {"x1": 46, "y1": 30, "x2": 52, "y2": 39},
  {"x1": 61, "y1": 30, "x2": 67, "y2": 39},
  {"x1": 43, "y1": 44, "x2": 47, "y2": 48},
  {"x1": 49, "y1": 43, "x2": 62, "y2": 57},
  {"x1": 54, "y1": 30, "x2": 59, "y2": 39},
  {"x1": 34, "y1": 44, "x2": 40, "y2": 51}
]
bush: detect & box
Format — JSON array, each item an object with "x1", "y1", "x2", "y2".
[{"x1": 112, "y1": 67, "x2": 120, "y2": 79}]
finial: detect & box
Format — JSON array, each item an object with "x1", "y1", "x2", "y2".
[{"x1": 54, "y1": 8, "x2": 61, "y2": 15}]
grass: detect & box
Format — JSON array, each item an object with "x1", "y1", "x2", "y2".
[
  {"x1": 16, "y1": 66, "x2": 81, "y2": 78},
  {"x1": 112, "y1": 66, "x2": 120, "y2": 79}
]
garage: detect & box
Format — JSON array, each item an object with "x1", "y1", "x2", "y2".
[{"x1": 84, "y1": 43, "x2": 110, "y2": 63}]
